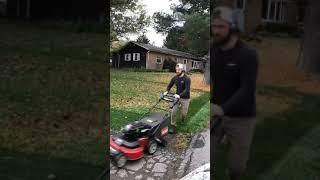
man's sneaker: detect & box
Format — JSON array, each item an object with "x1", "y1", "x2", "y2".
[{"x1": 169, "y1": 125, "x2": 176, "y2": 134}]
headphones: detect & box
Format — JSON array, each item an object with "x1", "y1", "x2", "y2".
[{"x1": 212, "y1": 6, "x2": 240, "y2": 33}]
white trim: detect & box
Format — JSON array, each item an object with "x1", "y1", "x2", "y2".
[
  {"x1": 117, "y1": 54, "x2": 120, "y2": 68},
  {"x1": 156, "y1": 56, "x2": 162, "y2": 64},
  {"x1": 263, "y1": 0, "x2": 287, "y2": 23},
  {"x1": 133, "y1": 53, "x2": 140, "y2": 61},
  {"x1": 124, "y1": 53, "x2": 131, "y2": 61},
  {"x1": 146, "y1": 51, "x2": 150, "y2": 69}
]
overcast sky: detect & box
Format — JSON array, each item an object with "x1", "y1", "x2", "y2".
[{"x1": 128, "y1": 0, "x2": 180, "y2": 47}]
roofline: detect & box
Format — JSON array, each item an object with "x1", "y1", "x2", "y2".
[{"x1": 115, "y1": 41, "x2": 204, "y2": 61}]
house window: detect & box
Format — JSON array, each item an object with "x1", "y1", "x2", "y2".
[
  {"x1": 156, "y1": 56, "x2": 162, "y2": 64},
  {"x1": 183, "y1": 59, "x2": 187, "y2": 64},
  {"x1": 133, "y1": 53, "x2": 140, "y2": 61},
  {"x1": 192, "y1": 61, "x2": 199, "y2": 69},
  {"x1": 175, "y1": 58, "x2": 177, "y2": 62},
  {"x1": 124, "y1": 53, "x2": 131, "y2": 61},
  {"x1": 262, "y1": 0, "x2": 287, "y2": 23}
]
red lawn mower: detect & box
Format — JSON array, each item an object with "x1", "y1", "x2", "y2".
[{"x1": 109, "y1": 92, "x2": 178, "y2": 168}]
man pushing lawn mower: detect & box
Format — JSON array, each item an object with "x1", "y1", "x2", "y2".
[
  {"x1": 211, "y1": 6, "x2": 258, "y2": 180},
  {"x1": 164, "y1": 63, "x2": 191, "y2": 134}
]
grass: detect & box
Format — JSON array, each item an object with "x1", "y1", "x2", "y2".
[
  {"x1": 0, "y1": 149, "x2": 105, "y2": 180},
  {"x1": 110, "y1": 69, "x2": 210, "y2": 133},
  {"x1": 0, "y1": 19, "x2": 108, "y2": 179},
  {"x1": 256, "y1": 124, "x2": 320, "y2": 180}
]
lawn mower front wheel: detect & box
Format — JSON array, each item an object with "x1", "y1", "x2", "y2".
[
  {"x1": 113, "y1": 153, "x2": 127, "y2": 168},
  {"x1": 147, "y1": 139, "x2": 158, "y2": 154}
]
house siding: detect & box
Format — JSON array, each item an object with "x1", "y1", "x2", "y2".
[
  {"x1": 147, "y1": 52, "x2": 197, "y2": 72},
  {"x1": 112, "y1": 42, "x2": 203, "y2": 71},
  {"x1": 285, "y1": 2, "x2": 299, "y2": 26},
  {"x1": 217, "y1": 0, "x2": 299, "y2": 33},
  {"x1": 115, "y1": 43, "x2": 148, "y2": 69},
  {"x1": 217, "y1": 0, "x2": 262, "y2": 33},
  {"x1": 245, "y1": 0, "x2": 262, "y2": 33}
]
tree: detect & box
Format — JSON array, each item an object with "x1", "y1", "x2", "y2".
[
  {"x1": 110, "y1": 0, "x2": 150, "y2": 42},
  {"x1": 297, "y1": 0, "x2": 320, "y2": 73},
  {"x1": 153, "y1": 0, "x2": 210, "y2": 57},
  {"x1": 164, "y1": 27, "x2": 187, "y2": 51},
  {"x1": 136, "y1": 33, "x2": 150, "y2": 44},
  {"x1": 163, "y1": 58, "x2": 176, "y2": 72}
]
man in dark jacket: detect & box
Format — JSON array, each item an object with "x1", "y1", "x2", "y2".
[
  {"x1": 211, "y1": 6, "x2": 258, "y2": 180},
  {"x1": 165, "y1": 63, "x2": 191, "y2": 134}
]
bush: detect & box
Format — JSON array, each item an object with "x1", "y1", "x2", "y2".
[
  {"x1": 120, "y1": 68, "x2": 170, "y2": 73},
  {"x1": 255, "y1": 22, "x2": 301, "y2": 38},
  {"x1": 163, "y1": 58, "x2": 176, "y2": 72},
  {"x1": 190, "y1": 69, "x2": 204, "y2": 73}
]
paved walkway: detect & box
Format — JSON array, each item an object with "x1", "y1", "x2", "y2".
[{"x1": 110, "y1": 129, "x2": 210, "y2": 180}]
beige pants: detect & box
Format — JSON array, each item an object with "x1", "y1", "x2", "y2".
[
  {"x1": 170, "y1": 98, "x2": 190, "y2": 126},
  {"x1": 212, "y1": 115, "x2": 256, "y2": 175}
]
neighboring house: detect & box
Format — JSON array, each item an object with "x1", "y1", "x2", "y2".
[
  {"x1": 217, "y1": 0, "x2": 299, "y2": 33},
  {"x1": 111, "y1": 41, "x2": 204, "y2": 72}
]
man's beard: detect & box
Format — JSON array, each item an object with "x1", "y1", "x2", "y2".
[{"x1": 212, "y1": 31, "x2": 232, "y2": 47}]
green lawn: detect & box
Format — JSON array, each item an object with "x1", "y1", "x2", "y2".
[
  {"x1": 214, "y1": 86, "x2": 320, "y2": 180},
  {"x1": 110, "y1": 69, "x2": 210, "y2": 134},
  {"x1": 0, "y1": 19, "x2": 108, "y2": 179}
]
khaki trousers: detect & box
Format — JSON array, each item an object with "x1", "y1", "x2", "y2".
[
  {"x1": 170, "y1": 98, "x2": 190, "y2": 126},
  {"x1": 212, "y1": 115, "x2": 257, "y2": 176}
]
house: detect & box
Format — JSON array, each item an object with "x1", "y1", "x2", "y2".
[
  {"x1": 111, "y1": 41, "x2": 204, "y2": 72},
  {"x1": 217, "y1": 0, "x2": 300, "y2": 33}
]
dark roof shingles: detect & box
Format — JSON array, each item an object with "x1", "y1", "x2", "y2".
[{"x1": 133, "y1": 42, "x2": 203, "y2": 61}]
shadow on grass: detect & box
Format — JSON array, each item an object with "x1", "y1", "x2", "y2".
[
  {"x1": 214, "y1": 86, "x2": 320, "y2": 180},
  {"x1": 0, "y1": 149, "x2": 105, "y2": 180},
  {"x1": 176, "y1": 92, "x2": 210, "y2": 134}
]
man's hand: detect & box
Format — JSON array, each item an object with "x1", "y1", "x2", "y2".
[
  {"x1": 174, "y1": 94, "x2": 180, "y2": 99},
  {"x1": 211, "y1": 103, "x2": 224, "y2": 117},
  {"x1": 164, "y1": 91, "x2": 168, "y2": 95}
]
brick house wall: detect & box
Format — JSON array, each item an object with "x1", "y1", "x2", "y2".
[
  {"x1": 286, "y1": 2, "x2": 299, "y2": 26},
  {"x1": 217, "y1": 0, "x2": 262, "y2": 33},
  {"x1": 245, "y1": 0, "x2": 262, "y2": 33},
  {"x1": 147, "y1": 52, "x2": 195, "y2": 72}
]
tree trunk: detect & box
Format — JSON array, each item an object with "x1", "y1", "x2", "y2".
[
  {"x1": 203, "y1": 58, "x2": 210, "y2": 84},
  {"x1": 298, "y1": 0, "x2": 320, "y2": 73}
]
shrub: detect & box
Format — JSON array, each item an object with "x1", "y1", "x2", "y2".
[{"x1": 163, "y1": 58, "x2": 176, "y2": 72}]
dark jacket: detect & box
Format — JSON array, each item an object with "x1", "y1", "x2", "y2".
[
  {"x1": 167, "y1": 74, "x2": 191, "y2": 99},
  {"x1": 210, "y1": 40, "x2": 258, "y2": 117}
]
